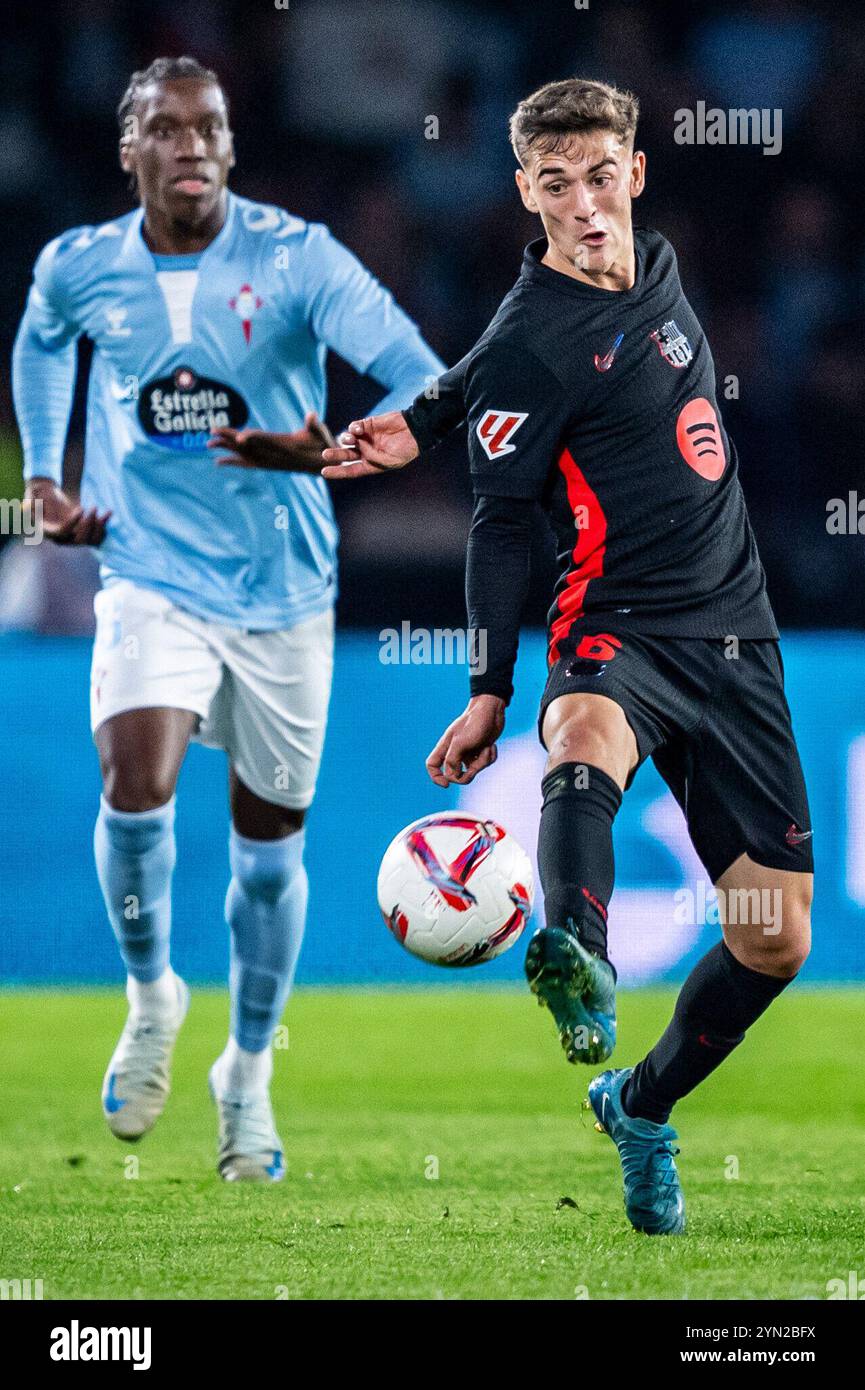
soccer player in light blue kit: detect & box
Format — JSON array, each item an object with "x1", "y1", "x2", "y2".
[{"x1": 13, "y1": 57, "x2": 444, "y2": 1181}]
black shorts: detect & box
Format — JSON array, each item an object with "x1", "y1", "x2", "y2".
[{"x1": 538, "y1": 629, "x2": 813, "y2": 883}]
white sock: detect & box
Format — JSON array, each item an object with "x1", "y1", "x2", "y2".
[
  {"x1": 127, "y1": 966, "x2": 181, "y2": 1021},
  {"x1": 213, "y1": 1035, "x2": 272, "y2": 1099}
]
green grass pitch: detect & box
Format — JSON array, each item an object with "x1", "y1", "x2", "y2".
[{"x1": 1, "y1": 987, "x2": 863, "y2": 1300}]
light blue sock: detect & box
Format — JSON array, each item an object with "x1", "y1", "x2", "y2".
[
  {"x1": 94, "y1": 795, "x2": 176, "y2": 983},
  {"x1": 225, "y1": 828, "x2": 308, "y2": 1054}
]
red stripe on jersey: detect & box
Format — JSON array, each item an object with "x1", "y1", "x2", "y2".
[{"x1": 548, "y1": 448, "x2": 608, "y2": 665}]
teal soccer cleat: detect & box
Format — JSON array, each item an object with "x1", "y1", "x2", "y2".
[
  {"x1": 588, "y1": 1067, "x2": 686, "y2": 1236},
  {"x1": 524, "y1": 925, "x2": 617, "y2": 1064}
]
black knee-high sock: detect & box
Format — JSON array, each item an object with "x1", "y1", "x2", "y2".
[
  {"x1": 623, "y1": 941, "x2": 796, "y2": 1124},
  {"x1": 537, "y1": 762, "x2": 622, "y2": 965}
]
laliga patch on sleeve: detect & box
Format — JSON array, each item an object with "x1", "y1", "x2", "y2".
[{"x1": 476, "y1": 409, "x2": 528, "y2": 460}]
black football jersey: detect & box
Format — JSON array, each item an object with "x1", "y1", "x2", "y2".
[{"x1": 405, "y1": 231, "x2": 778, "y2": 656}]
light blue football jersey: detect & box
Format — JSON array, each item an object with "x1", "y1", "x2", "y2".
[{"x1": 13, "y1": 192, "x2": 444, "y2": 628}]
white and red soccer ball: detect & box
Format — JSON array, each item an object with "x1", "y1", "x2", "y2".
[{"x1": 377, "y1": 813, "x2": 534, "y2": 967}]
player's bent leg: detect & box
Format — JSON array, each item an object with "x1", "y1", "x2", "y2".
[
  {"x1": 208, "y1": 611, "x2": 333, "y2": 1179},
  {"x1": 716, "y1": 854, "x2": 812, "y2": 979},
  {"x1": 94, "y1": 708, "x2": 196, "y2": 1140},
  {"x1": 622, "y1": 856, "x2": 811, "y2": 1130},
  {"x1": 600, "y1": 860, "x2": 811, "y2": 1235},
  {"x1": 525, "y1": 694, "x2": 637, "y2": 1064},
  {"x1": 209, "y1": 773, "x2": 308, "y2": 1183}
]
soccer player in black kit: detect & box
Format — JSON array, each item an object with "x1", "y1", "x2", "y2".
[{"x1": 295, "y1": 78, "x2": 815, "y2": 1237}]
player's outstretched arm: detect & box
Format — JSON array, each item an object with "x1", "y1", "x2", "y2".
[
  {"x1": 208, "y1": 413, "x2": 336, "y2": 473},
  {"x1": 320, "y1": 411, "x2": 420, "y2": 480},
  {"x1": 316, "y1": 349, "x2": 474, "y2": 481},
  {"x1": 426, "y1": 695, "x2": 506, "y2": 787},
  {"x1": 321, "y1": 356, "x2": 471, "y2": 481},
  {"x1": 25, "y1": 477, "x2": 111, "y2": 546}
]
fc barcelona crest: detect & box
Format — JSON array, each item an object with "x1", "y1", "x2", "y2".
[{"x1": 649, "y1": 319, "x2": 693, "y2": 369}]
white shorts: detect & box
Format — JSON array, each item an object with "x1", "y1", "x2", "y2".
[{"x1": 90, "y1": 579, "x2": 334, "y2": 809}]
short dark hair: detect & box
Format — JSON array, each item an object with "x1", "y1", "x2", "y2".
[
  {"x1": 117, "y1": 55, "x2": 226, "y2": 139},
  {"x1": 509, "y1": 78, "x2": 639, "y2": 167}
]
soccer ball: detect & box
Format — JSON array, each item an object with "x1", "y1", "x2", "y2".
[{"x1": 377, "y1": 812, "x2": 534, "y2": 967}]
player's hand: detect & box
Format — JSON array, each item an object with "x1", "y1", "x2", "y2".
[
  {"x1": 208, "y1": 412, "x2": 336, "y2": 473},
  {"x1": 24, "y1": 477, "x2": 111, "y2": 546},
  {"x1": 426, "y1": 695, "x2": 506, "y2": 787},
  {"x1": 320, "y1": 411, "x2": 419, "y2": 480}
]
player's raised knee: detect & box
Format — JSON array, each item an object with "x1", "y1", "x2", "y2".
[
  {"x1": 781, "y1": 888, "x2": 812, "y2": 972},
  {"x1": 745, "y1": 929, "x2": 810, "y2": 978},
  {"x1": 543, "y1": 694, "x2": 635, "y2": 788},
  {"x1": 768, "y1": 877, "x2": 812, "y2": 974},
  {"x1": 729, "y1": 881, "x2": 811, "y2": 977}
]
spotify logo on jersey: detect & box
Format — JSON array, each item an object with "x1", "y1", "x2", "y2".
[
  {"x1": 138, "y1": 366, "x2": 249, "y2": 451},
  {"x1": 676, "y1": 397, "x2": 725, "y2": 481}
]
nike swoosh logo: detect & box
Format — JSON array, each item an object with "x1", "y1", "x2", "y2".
[
  {"x1": 104, "y1": 1073, "x2": 127, "y2": 1113},
  {"x1": 785, "y1": 822, "x2": 813, "y2": 846},
  {"x1": 594, "y1": 332, "x2": 624, "y2": 373}
]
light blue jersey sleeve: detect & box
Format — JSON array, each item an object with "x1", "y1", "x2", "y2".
[
  {"x1": 12, "y1": 232, "x2": 83, "y2": 483},
  {"x1": 297, "y1": 224, "x2": 444, "y2": 417}
]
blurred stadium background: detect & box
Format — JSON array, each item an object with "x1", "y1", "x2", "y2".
[{"x1": 2, "y1": 0, "x2": 864, "y2": 987}]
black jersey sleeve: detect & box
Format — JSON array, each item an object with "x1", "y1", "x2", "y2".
[
  {"x1": 466, "y1": 493, "x2": 535, "y2": 704},
  {"x1": 402, "y1": 354, "x2": 468, "y2": 452},
  {"x1": 464, "y1": 343, "x2": 571, "y2": 500}
]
